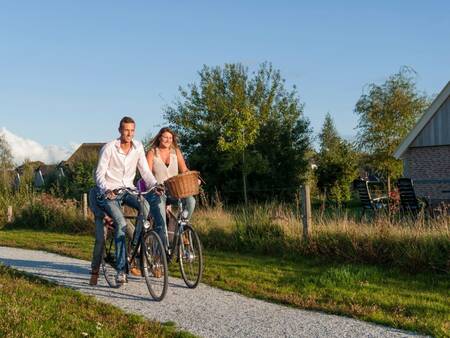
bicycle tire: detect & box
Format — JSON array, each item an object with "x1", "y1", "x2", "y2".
[
  {"x1": 101, "y1": 228, "x2": 120, "y2": 288},
  {"x1": 178, "y1": 224, "x2": 203, "y2": 288},
  {"x1": 141, "y1": 230, "x2": 168, "y2": 301}
]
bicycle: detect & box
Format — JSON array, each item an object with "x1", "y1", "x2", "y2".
[
  {"x1": 100, "y1": 186, "x2": 168, "y2": 301},
  {"x1": 161, "y1": 196, "x2": 204, "y2": 289}
]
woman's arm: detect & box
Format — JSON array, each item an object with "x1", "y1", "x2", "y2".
[
  {"x1": 146, "y1": 148, "x2": 155, "y2": 172},
  {"x1": 176, "y1": 148, "x2": 189, "y2": 173}
]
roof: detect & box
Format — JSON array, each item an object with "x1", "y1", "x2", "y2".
[
  {"x1": 66, "y1": 143, "x2": 105, "y2": 165},
  {"x1": 15, "y1": 161, "x2": 45, "y2": 174},
  {"x1": 36, "y1": 164, "x2": 57, "y2": 176},
  {"x1": 394, "y1": 81, "x2": 450, "y2": 159}
]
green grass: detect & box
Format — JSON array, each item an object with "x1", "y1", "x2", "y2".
[
  {"x1": 0, "y1": 263, "x2": 195, "y2": 337},
  {"x1": 0, "y1": 229, "x2": 94, "y2": 259},
  {"x1": 202, "y1": 251, "x2": 450, "y2": 337},
  {"x1": 1, "y1": 229, "x2": 449, "y2": 337}
]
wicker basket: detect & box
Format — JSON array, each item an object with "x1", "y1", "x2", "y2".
[{"x1": 164, "y1": 171, "x2": 200, "y2": 199}]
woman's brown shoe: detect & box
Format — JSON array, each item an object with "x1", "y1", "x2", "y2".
[{"x1": 182, "y1": 233, "x2": 190, "y2": 246}]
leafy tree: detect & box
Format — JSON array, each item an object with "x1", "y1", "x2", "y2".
[
  {"x1": 355, "y1": 67, "x2": 429, "y2": 192},
  {"x1": 55, "y1": 161, "x2": 96, "y2": 199},
  {"x1": 0, "y1": 135, "x2": 14, "y2": 190},
  {"x1": 164, "y1": 62, "x2": 311, "y2": 202},
  {"x1": 316, "y1": 114, "x2": 357, "y2": 204}
]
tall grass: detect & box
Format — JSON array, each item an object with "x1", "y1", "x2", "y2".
[
  {"x1": 0, "y1": 190, "x2": 93, "y2": 233},
  {"x1": 2, "y1": 187, "x2": 448, "y2": 273},
  {"x1": 194, "y1": 202, "x2": 450, "y2": 274},
  {"x1": 0, "y1": 188, "x2": 35, "y2": 226}
]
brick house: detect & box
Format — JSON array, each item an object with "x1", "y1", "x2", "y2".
[{"x1": 394, "y1": 81, "x2": 450, "y2": 204}]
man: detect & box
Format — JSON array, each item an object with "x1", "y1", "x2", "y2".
[{"x1": 95, "y1": 116, "x2": 157, "y2": 284}]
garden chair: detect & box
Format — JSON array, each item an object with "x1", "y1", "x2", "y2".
[
  {"x1": 353, "y1": 179, "x2": 388, "y2": 217},
  {"x1": 397, "y1": 178, "x2": 428, "y2": 217}
]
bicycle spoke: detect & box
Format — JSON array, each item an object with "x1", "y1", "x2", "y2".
[
  {"x1": 178, "y1": 224, "x2": 203, "y2": 288},
  {"x1": 142, "y1": 231, "x2": 168, "y2": 301}
]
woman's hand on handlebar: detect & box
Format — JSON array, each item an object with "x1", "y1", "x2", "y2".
[{"x1": 153, "y1": 184, "x2": 165, "y2": 196}]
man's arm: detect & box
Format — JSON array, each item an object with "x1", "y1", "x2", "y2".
[
  {"x1": 137, "y1": 145, "x2": 157, "y2": 188},
  {"x1": 95, "y1": 144, "x2": 111, "y2": 194}
]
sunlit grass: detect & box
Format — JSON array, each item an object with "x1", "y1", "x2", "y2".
[
  {"x1": 1, "y1": 229, "x2": 449, "y2": 337},
  {"x1": 194, "y1": 204, "x2": 450, "y2": 273}
]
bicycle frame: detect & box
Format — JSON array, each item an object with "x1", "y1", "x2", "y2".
[
  {"x1": 159, "y1": 199, "x2": 185, "y2": 257},
  {"x1": 101, "y1": 185, "x2": 168, "y2": 300}
]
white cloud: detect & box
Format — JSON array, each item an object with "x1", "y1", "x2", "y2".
[{"x1": 0, "y1": 127, "x2": 72, "y2": 165}]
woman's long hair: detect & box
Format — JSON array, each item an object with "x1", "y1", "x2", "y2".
[{"x1": 150, "y1": 127, "x2": 179, "y2": 150}]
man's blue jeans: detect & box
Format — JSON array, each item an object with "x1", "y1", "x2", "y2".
[
  {"x1": 97, "y1": 191, "x2": 150, "y2": 273},
  {"x1": 146, "y1": 193, "x2": 195, "y2": 249},
  {"x1": 88, "y1": 187, "x2": 106, "y2": 271}
]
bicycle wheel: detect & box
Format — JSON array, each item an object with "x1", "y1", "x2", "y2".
[
  {"x1": 101, "y1": 228, "x2": 120, "y2": 288},
  {"x1": 178, "y1": 224, "x2": 203, "y2": 288},
  {"x1": 141, "y1": 230, "x2": 168, "y2": 301}
]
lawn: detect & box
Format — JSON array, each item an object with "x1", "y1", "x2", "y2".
[
  {"x1": 0, "y1": 263, "x2": 194, "y2": 337},
  {"x1": 1, "y1": 229, "x2": 449, "y2": 337}
]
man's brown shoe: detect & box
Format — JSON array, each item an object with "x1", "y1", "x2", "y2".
[
  {"x1": 130, "y1": 266, "x2": 141, "y2": 277},
  {"x1": 89, "y1": 269, "x2": 99, "y2": 286}
]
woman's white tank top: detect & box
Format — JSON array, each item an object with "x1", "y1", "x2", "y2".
[{"x1": 153, "y1": 147, "x2": 178, "y2": 184}]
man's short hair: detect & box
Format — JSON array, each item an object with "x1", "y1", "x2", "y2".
[{"x1": 119, "y1": 116, "x2": 135, "y2": 129}]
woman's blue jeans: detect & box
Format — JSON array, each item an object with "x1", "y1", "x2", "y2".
[{"x1": 146, "y1": 193, "x2": 195, "y2": 249}]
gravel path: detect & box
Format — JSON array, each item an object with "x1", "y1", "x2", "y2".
[{"x1": 0, "y1": 246, "x2": 426, "y2": 338}]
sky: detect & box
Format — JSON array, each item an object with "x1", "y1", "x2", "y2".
[{"x1": 1, "y1": 1, "x2": 449, "y2": 164}]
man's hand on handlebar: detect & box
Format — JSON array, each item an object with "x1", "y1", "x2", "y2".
[{"x1": 105, "y1": 189, "x2": 117, "y2": 200}]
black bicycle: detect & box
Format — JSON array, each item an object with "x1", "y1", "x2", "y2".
[
  {"x1": 163, "y1": 197, "x2": 203, "y2": 288},
  {"x1": 101, "y1": 186, "x2": 168, "y2": 301}
]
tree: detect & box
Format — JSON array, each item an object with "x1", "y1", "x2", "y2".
[
  {"x1": 164, "y1": 62, "x2": 311, "y2": 202},
  {"x1": 51, "y1": 161, "x2": 97, "y2": 199},
  {"x1": 0, "y1": 134, "x2": 14, "y2": 189},
  {"x1": 355, "y1": 67, "x2": 429, "y2": 192},
  {"x1": 316, "y1": 114, "x2": 357, "y2": 204}
]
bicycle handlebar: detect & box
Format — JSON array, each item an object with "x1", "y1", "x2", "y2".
[{"x1": 103, "y1": 184, "x2": 165, "y2": 200}]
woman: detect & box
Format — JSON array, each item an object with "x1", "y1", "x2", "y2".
[{"x1": 146, "y1": 127, "x2": 196, "y2": 249}]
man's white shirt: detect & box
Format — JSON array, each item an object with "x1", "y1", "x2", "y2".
[{"x1": 95, "y1": 139, "x2": 157, "y2": 194}]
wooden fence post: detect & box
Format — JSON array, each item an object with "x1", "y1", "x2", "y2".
[
  {"x1": 301, "y1": 184, "x2": 312, "y2": 241},
  {"x1": 7, "y1": 206, "x2": 13, "y2": 223},
  {"x1": 82, "y1": 193, "x2": 88, "y2": 220}
]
